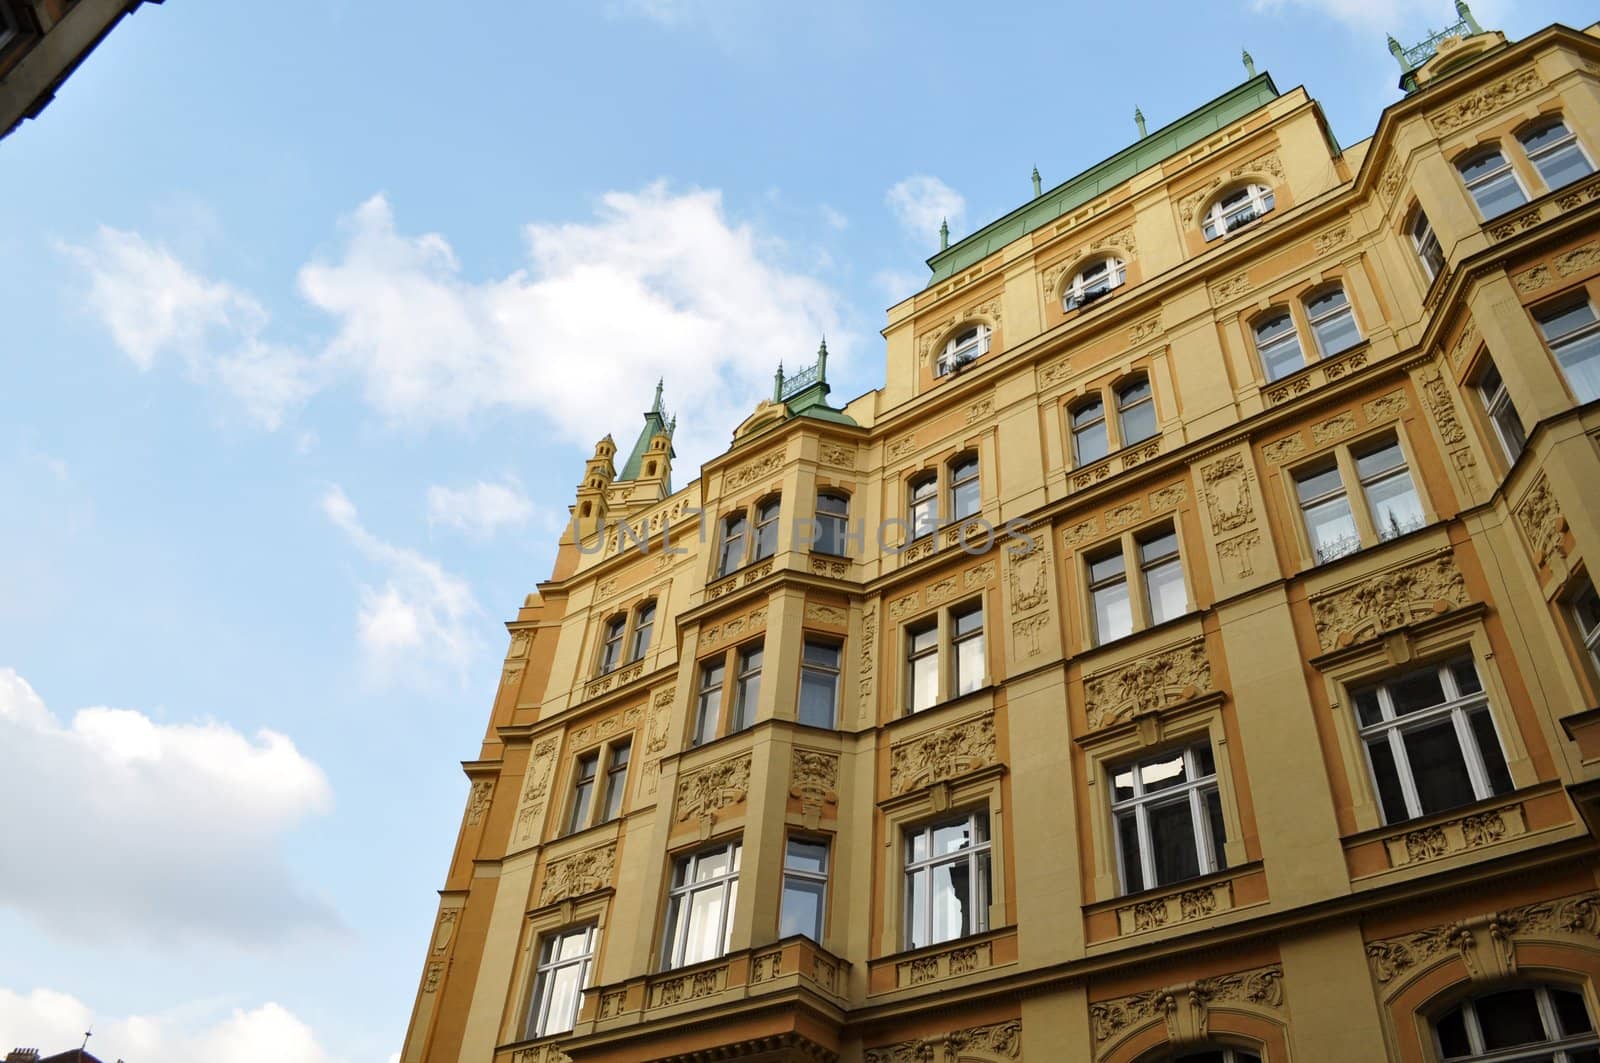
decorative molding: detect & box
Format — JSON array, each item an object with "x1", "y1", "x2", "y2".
[
  {"x1": 1488, "y1": 203, "x2": 1544, "y2": 242},
  {"x1": 1061, "y1": 517, "x2": 1099, "y2": 550},
  {"x1": 704, "y1": 559, "x2": 773, "y2": 602},
  {"x1": 1129, "y1": 316, "x2": 1161, "y2": 346},
  {"x1": 1265, "y1": 374, "x2": 1311, "y2": 406},
  {"x1": 1555, "y1": 240, "x2": 1600, "y2": 277},
  {"x1": 751, "y1": 950, "x2": 783, "y2": 983},
  {"x1": 1263, "y1": 433, "x2": 1305, "y2": 465},
  {"x1": 1209, "y1": 272, "x2": 1253, "y2": 304},
  {"x1": 888, "y1": 592, "x2": 921, "y2": 621},
  {"x1": 1314, "y1": 224, "x2": 1352, "y2": 254},
  {"x1": 805, "y1": 602, "x2": 848, "y2": 626},
  {"x1": 649, "y1": 966, "x2": 728, "y2": 1009},
  {"x1": 1378, "y1": 156, "x2": 1404, "y2": 204},
  {"x1": 867, "y1": 1018, "x2": 1021, "y2": 1063},
  {"x1": 1309, "y1": 552, "x2": 1470, "y2": 652},
  {"x1": 1179, "y1": 150, "x2": 1286, "y2": 227},
  {"x1": 893, "y1": 941, "x2": 994, "y2": 988},
  {"x1": 539, "y1": 842, "x2": 617, "y2": 906},
  {"x1": 1084, "y1": 638, "x2": 1213, "y2": 730},
  {"x1": 790, "y1": 748, "x2": 839, "y2": 810},
  {"x1": 1007, "y1": 548, "x2": 1049, "y2": 613},
  {"x1": 1217, "y1": 530, "x2": 1261, "y2": 580},
  {"x1": 1365, "y1": 890, "x2": 1600, "y2": 989},
  {"x1": 1120, "y1": 439, "x2": 1162, "y2": 470},
  {"x1": 1323, "y1": 347, "x2": 1368, "y2": 381},
  {"x1": 818, "y1": 442, "x2": 856, "y2": 468},
  {"x1": 466, "y1": 779, "x2": 494, "y2": 826},
  {"x1": 1105, "y1": 501, "x2": 1143, "y2": 530},
  {"x1": 510, "y1": 1043, "x2": 572, "y2": 1063},
  {"x1": 1071, "y1": 456, "x2": 1114, "y2": 491},
  {"x1": 811, "y1": 556, "x2": 850, "y2": 578},
  {"x1": 1149, "y1": 482, "x2": 1188, "y2": 511},
  {"x1": 918, "y1": 297, "x2": 1005, "y2": 359},
  {"x1": 583, "y1": 660, "x2": 645, "y2": 700},
  {"x1": 860, "y1": 604, "x2": 878, "y2": 702},
  {"x1": 725, "y1": 450, "x2": 784, "y2": 490},
  {"x1": 887, "y1": 435, "x2": 917, "y2": 461},
  {"x1": 1039, "y1": 356, "x2": 1072, "y2": 388},
  {"x1": 1515, "y1": 474, "x2": 1568, "y2": 566},
  {"x1": 1426, "y1": 67, "x2": 1542, "y2": 134},
  {"x1": 890, "y1": 712, "x2": 997, "y2": 795},
  {"x1": 1115, "y1": 880, "x2": 1233, "y2": 936},
  {"x1": 1090, "y1": 963, "x2": 1284, "y2": 1047},
  {"x1": 966, "y1": 560, "x2": 997, "y2": 587},
  {"x1": 1383, "y1": 802, "x2": 1526, "y2": 868},
  {"x1": 1013, "y1": 613, "x2": 1051, "y2": 657},
  {"x1": 1312, "y1": 411, "x2": 1356, "y2": 444},
  {"x1": 674, "y1": 753, "x2": 753, "y2": 822},
  {"x1": 1556, "y1": 179, "x2": 1600, "y2": 212},
  {"x1": 1200, "y1": 454, "x2": 1255, "y2": 533},
  {"x1": 1419, "y1": 367, "x2": 1467, "y2": 445},
  {"x1": 965, "y1": 397, "x2": 995, "y2": 424},
  {"x1": 701, "y1": 606, "x2": 768, "y2": 649},
  {"x1": 1362, "y1": 389, "x2": 1409, "y2": 423},
  {"x1": 513, "y1": 737, "x2": 561, "y2": 845},
  {"x1": 1513, "y1": 264, "x2": 1551, "y2": 293},
  {"x1": 1451, "y1": 322, "x2": 1479, "y2": 369}
]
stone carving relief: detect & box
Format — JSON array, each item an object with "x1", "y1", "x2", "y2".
[
  {"x1": 1039, "y1": 357, "x2": 1072, "y2": 388},
  {"x1": 805, "y1": 602, "x2": 848, "y2": 626},
  {"x1": 509, "y1": 1045, "x2": 572, "y2": 1063},
  {"x1": 650, "y1": 966, "x2": 727, "y2": 1008},
  {"x1": 1554, "y1": 240, "x2": 1600, "y2": 277},
  {"x1": 1309, "y1": 553, "x2": 1470, "y2": 652},
  {"x1": 1451, "y1": 322, "x2": 1479, "y2": 369},
  {"x1": 1121, "y1": 439, "x2": 1162, "y2": 470},
  {"x1": 725, "y1": 450, "x2": 784, "y2": 490},
  {"x1": 1419, "y1": 367, "x2": 1467, "y2": 445},
  {"x1": 1217, "y1": 531, "x2": 1261, "y2": 581},
  {"x1": 811, "y1": 556, "x2": 850, "y2": 578},
  {"x1": 966, "y1": 397, "x2": 994, "y2": 424},
  {"x1": 1263, "y1": 434, "x2": 1305, "y2": 466},
  {"x1": 1427, "y1": 68, "x2": 1543, "y2": 134},
  {"x1": 1365, "y1": 890, "x2": 1600, "y2": 990},
  {"x1": 1013, "y1": 613, "x2": 1051, "y2": 657},
  {"x1": 1209, "y1": 272, "x2": 1252, "y2": 304},
  {"x1": 790, "y1": 748, "x2": 839, "y2": 811},
  {"x1": 512, "y1": 738, "x2": 561, "y2": 846},
  {"x1": 1090, "y1": 964, "x2": 1284, "y2": 1048},
  {"x1": 1323, "y1": 348, "x2": 1369, "y2": 381},
  {"x1": 1084, "y1": 639, "x2": 1213, "y2": 730},
  {"x1": 887, "y1": 435, "x2": 917, "y2": 460},
  {"x1": 1007, "y1": 548, "x2": 1049, "y2": 613},
  {"x1": 1178, "y1": 150, "x2": 1286, "y2": 227},
  {"x1": 1106, "y1": 501, "x2": 1143, "y2": 530},
  {"x1": 819, "y1": 441, "x2": 855, "y2": 468},
  {"x1": 1314, "y1": 225, "x2": 1352, "y2": 254},
  {"x1": 701, "y1": 606, "x2": 768, "y2": 649},
  {"x1": 1488, "y1": 205, "x2": 1544, "y2": 243},
  {"x1": 1515, "y1": 474, "x2": 1567, "y2": 566},
  {"x1": 918, "y1": 297, "x2": 1004, "y2": 360},
  {"x1": 1201, "y1": 454, "x2": 1255, "y2": 533},
  {"x1": 1514, "y1": 264, "x2": 1551, "y2": 293},
  {"x1": 465, "y1": 778, "x2": 494, "y2": 827},
  {"x1": 1385, "y1": 803, "x2": 1524, "y2": 868},
  {"x1": 1312, "y1": 412, "x2": 1356, "y2": 444},
  {"x1": 1363, "y1": 389, "x2": 1409, "y2": 423},
  {"x1": 1149, "y1": 482, "x2": 1188, "y2": 511},
  {"x1": 965, "y1": 560, "x2": 996, "y2": 588},
  {"x1": 890, "y1": 712, "x2": 997, "y2": 795},
  {"x1": 860, "y1": 604, "x2": 878, "y2": 702},
  {"x1": 1061, "y1": 518, "x2": 1099, "y2": 550},
  {"x1": 1129, "y1": 316, "x2": 1161, "y2": 346},
  {"x1": 674, "y1": 753, "x2": 753, "y2": 823},
  {"x1": 539, "y1": 842, "x2": 617, "y2": 906},
  {"x1": 866, "y1": 1018, "x2": 1021, "y2": 1063}
]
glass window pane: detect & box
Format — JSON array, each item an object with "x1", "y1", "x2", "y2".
[
  {"x1": 1118, "y1": 378, "x2": 1151, "y2": 406},
  {"x1": 1367, "y1": 738, "x2": 1411, "y2": 823},
  {"x1": 798, "y1": 669, "x2": 838, "y2": 728},
  {"x1": 1089, "y1": 552, "x2": 1126, "y2": 583},
  {"x1": 951, "y1": 479, "x2": 980, "y2": 520},
  {"x1": 1305, "y1": 496, "x2": 1359, "y2": 561},
  {"x1": 1140, "y1": 752, "x2": 1188, "y2": 792},
  {"x1": 1094, "y1": 581, "x2": 1133, "y2": 643},
  {"x1": 1296, "y1": 463, "x2": 1344, "y2": 502},
  {"x1": 1355, "y1": 440, "x2": 1404, "y2": 478},
  {"x1": 694, "y1": 848, "x2": 732, "y2": 880},
  {"x1": 1072, "y1": 399, "x2": 1105, "y2": 428},
  {"x1": 1120, "y1": 398, "x2": 1157, "y2": 443},
  {"x1": 1450, "y1": 658, "x2": 1483, "y2": 696},
  {"x1": 954, "y1": 606, "x2": 983, "y2": 636},
  {"x1": 1117, "y1": 810, "x2": 1144, "y2": 890},
  {"x1": 955, "y1": 633, "x2": 985, "y2": 695},
  {"x1": 1388, "y1": 667, "x2": 1446, "y2": 715},
  {"x1": 1554, "y1": 987, "x2": 1595, "y2": 1035},
  {"x1": 1435, "y1": 1007, "x2": 1472, "y2": 1058},
  {"x1": 1520, "y1": 120, "x2": 1571, "y2": 152},
  {"x1": 682, "y1": 886, "x2": 726, "y2": 965},
  {"x1": 1146, "y1": 559, "x2": 1187, "y2": 626},
  {"x1": 1254, "y1": 312, "x2": 1296, "y2": 343},
  {"x1": 1368, "y1": 472, "x2": 1425, "y2": 541},
  {"x1": 542, "y1": 963, "x2": 583, "y2": 1035},
  {"x1": 786, "y1": 839, "x2": 828, "y2": 873},
  {"x1": 910, "y1": 653, "x2": 938, "y2": 712},
  {"x1": 780, "y1": 877, "x2": 825, "y2": 940},
  {"x1": 930, "y1": 858, "x2": 975, "y2": 943},
  {"x1": 1403, "y1": 720, "x2": 1478, "y2": 815},
  {"x1": 931, "y1": 819, "x2": 974, "y2": 854},
  {"x1": 1139, "y1": 531, "x2": 1177, "y2": 563},
  {"x1": 909, "y1": 623, "x2": 938, "y2": 653},
  {"x1": 906, "y1": 867, "x2": 929, "y2": 949},
  {"x1": 1194, "y1": 744, "x2": 1216, "y2": 777},
  {"x1": 1538, "y1": 301, "x2": 1597, "y2": 340},
  {"x1": 1468, "y1": 707, "x2": 1514, "y2": 795},
  {"x1": 1075, "y1": 421, "x2": 1110, "y2": 464},
  {"x1": 1204, "y1": 787, "x2": 1228, "y2": 871},
  {"x1": 804, "y1": 641, "x2": 840, "y2": 666},
  {"x1": 1113, "y1": 768, "x2": 1136, "y2": 803},
  {"x1": 1354, "y1": 689, "x2": 1384, "y2": 727},
  {"x1": 1474, "y1": 988, "x2": 1547, "y2": 1049},
  {"x1": 1147, "y1": 799, "x2": 1201, "y2": 886},
  {"x1": 1472, "y1": 171, "x2": 1526, "y2": 218}
]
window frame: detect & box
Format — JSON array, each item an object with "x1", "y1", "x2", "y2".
[
  {"x1": 1070, "y1": 395, "x2": 1110, "y2": 467},
  {"x1": 935, "y1": 324, "x2": 991, "y2": 377},
  {"x1": 1287, "y1": 430, "x2": 1429, "y2": 567},
  {"x1": 692, "y1": 637, "x2": 764, "y2": 746},
  {"x1": 597, "y1": 613, "x2": 627, "y2": 675},
  {"x1": 564, "y1": 739, "x2": 633, "y2": 835},
  {"x1": 1082, "y1": 520, "x2": 1190, "y2": 647},
  {"x1": 1063, "y1": 256, "x2": 1128, "y2": 311},
  {"x1": 1474, "y1": 356, "x2": 1526, "y2": 463},
  {"x1": 1202, "y1": 182, "x2": 1275, "y2": 241},
  {"x1": 1570, "y1": 575, "x2": 1600, "y2": 678},
  {"x1": 751, "y1": 496, "x2": 781, "y2": 562},
  {"x1": 902, "y1": 809, "x2": 992, "y2": 950},
  {"x1": 1457, "y1": 144, "x2": 1528, "y2": 220},
  {"x1": 798, "y1": 637, "x2": 842, "y2": 729},
  {"x1": 1534, "y1": 295, "x2": 1600, "y2": 405},
  {"x1": 1410, "y1": 206, "x2": 1446, "y2": 282},
  {"x1": 524, "y1": 924, "x2": 598, "y2": 1040},
  {"x1": 1252, "y1": 308, "x2": 1308, "y2": 383},
  {"x1": 661, "y1": 841, "x2": 742, "y2": 970},
  {"x1": 716, "y1": 513, "x2": 750, "y2": 578},
  {"x1": 565, "y1": 751, "x2": 601, "y2": 836},
  {"x1": 948, "y1": 452, "x2": 981, "y2": 522},
  {"x1": 1115, "y1": 376, "x2": 1157, "y2": 447},
  {"x1": 1304, "y1": 283, "x2": 1362, "y2": 359},
  {"x1": 598, "y1": 740, "x2": 631, "y2": 824},
  {"x1": 779, "y1": 835, "x2": 830, "y2": 942},
  {"x1": 902, "y1": 598, "x2": 988, "y2": 714},
  {"x1": 1110, "y1": 742, "x2": 1228, "y2": 894},
  {"x1": 907, "y1": 472, "x2": 938, "y2": 541},
  {"x1": 814, "y1": 491, "x2": 851, "y2": 557},
  {"x1": 1432, "y1": 982, "x2": 1598, "y2": 1062},
  {"x1": 627, "y1": 600, "x2": 656, "y2": 663},
  {"x1": 1516, "y1": 115, "x2": 1595, "y2": 193}
]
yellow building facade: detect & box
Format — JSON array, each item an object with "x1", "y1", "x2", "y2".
[{"x1": 401, "y1": 17, "x2": 1600, "y2": 1063}]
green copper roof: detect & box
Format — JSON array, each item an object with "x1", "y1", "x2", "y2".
[
  {"x1": 776, "y1": 340, "x2": 858, "y2": 427},
  {"x1": 617, "y1": 380, "x2": 674, "y2": 489},
  {"x1": 925, "y1": 74, "x2": 1281, "y2": 283}
]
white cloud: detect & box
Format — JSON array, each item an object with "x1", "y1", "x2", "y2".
[
  {"x1": 886, "y1": 176, "x2": 965, "y2": 245},
  {"x1": 324, "y1": 486, "x2": 482, "y2": 678},
  {"x1": 63, "y1": 228, "x2": 320, "y2": 430},
  {"x1": 0, "y1": 669, "x2": 335, "y2": 946},
  {"x1": 819, "y1": 204, "x2": 849, "y2": 231},
  {"x1": 427, "y1": 480, "x2": 534, "y2": 538},
  {"x1": 0, "y1": 987, "x2": 343, "y2": 1063}
]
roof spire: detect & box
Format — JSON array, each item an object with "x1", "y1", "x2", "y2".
[
  {"x1": 1242, "y1": 48, "x2": 1255, "y2": 77},
  {"x1": 1031, "y1": 166, "x2": 1042, "y2": 197},
  {"x1": 651, "y1": 377, "x2": 664, "y2": 413},
  {"x1": 939, "y1": 217, "x2": 949, "y2": 250},
  {"x1": 773, "y1": 361, "x2": 785, "y2": 403},
  {"x1": 817, "y1": 336, "x2": 829, "y2": 382},
  {"x1": 1134, "y1": 107, "x2": 1147, "y2": 139},
  {"x1": 1457, "y1": 0, "x2": 1481, "y2": 33}
]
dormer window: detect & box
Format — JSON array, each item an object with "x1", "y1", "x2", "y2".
[
  {"x1": 1202, "y1": 183, "x2": 1274, "y2": 241},
  {"x1": 936, "y1": 325, "x2": 990, "y2": 377},
  {"x1": 1063, "y1": 257, "x2": 1126, "y2": 311}
]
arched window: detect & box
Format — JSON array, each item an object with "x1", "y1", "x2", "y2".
[
  {"x1": 1116, "y1": 377, "x2": 1156, "y2": 445},
  {"x1": 1157, "y1": 1048, "x2": 1261, "y2": 1063},
  {"x1": 1305, "y1": 284, "x2": 1361, "y2": 357},
  {"x1": 1410, "y1": 206, "x2": 1445, "y2": 281},
  {"x1": 1433, "y1": 983, "x2": 1597, "y2": 1060},
  {"x1": 1458, "y1": 146, "x2": 1526, "y2": 219},
  {"x1": 814, "y1": 491, "x2": 850, "y2": 556},
  {"x1": 1064, "y1": 257, "x2": 1127, "y2": 310},
  {"x1": 936, "y1": 324, "x2": 990, "y2": 377},
  {"x1": 752, "y1": 497, "x2": 781, "y2": 561},
  {"x1": 1203, "y1": 183, "x2": 1274, "y2": 241},
  {"x1": 598, "y1": 614, "x2": 626, "y2": 674},
  {"x1": 908, "y1": 473, "x2": 938, "y2": 539},
  {"x1": 1253, "y1": 310, "x2": 1305, "y2": 382},
  {"x1": 627, "y1": 601, "x2": 655, "y2": 662},
  {"x1": 1071, "y1": 397, "x2": 1109, "y2": 466},
  {"x1": 948, "y1": 453, "x2": 980, "y2": 521},
  {"x1": 1519, "y1": 116, "x2": 1593, "y2": 191}
]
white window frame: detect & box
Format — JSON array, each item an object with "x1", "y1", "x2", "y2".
[
  {"x1": 1434, "y1": 983, "x2": 1598, "y2": 1062},
  {"x1": 1458, "y1": 146, "x2": 1528, "y2": 220},
  {"x1": 903, "y1": 810, "x2": 991, "y2": 950},
  {"x1": 1411, "y1": 208, "x2": 1445, "y2": 281},
  {"x1": 525, "y1": 924, "x2": 596, "y2": 1040},
  {"x1": 1353, "y1": 656, "x2": 1512, "y2": 825},
  {"x1": 1295, "y1": 458, "x2": 1360, "y2": 564},
  {"x1": 1305, "y1": 284, "x2": 1361, "y2": 358},
  {"x1": 1536, "y1": 297, "x2": 1600, "y2": 404},
  {"x1": 1518, "y1": 116, "x2": 1595, "y2": 192},
  {"x1": 662, "y1": 842, "x2": 741, "y2": 970},
  {"x1": 627, "y1": 601, "x2": 656, "y2": 663},
  {"x1": 936, "y1": 325, "x2": 990, "y2": 376},
  {"x1": 1110, "y1": 743, "x2": 1226, "y2": 894},
  {"x1": 1064, "y1": 257, "x2": 1127, "y2": 310},
  {"x1": 1087, "y1": 546, "x2": 1132, "y2": 645},
  {"x1": 1570, "y1": 576, "x2": 1600, "y2": 675},
  {"x1": 1475, "y1": 358, "x2": 1526, "y2": 462},
  {"x1": 906, "y1": 617, "x2": 940, "y2": 714},
  {"x1": 1203, "y1": 183, "x2": 1274, "y2": 241},
  {"x1": 948, "y1": 453, "x2": 980, "y2": 522},
  {"x1": 751, "y1": 496, "x2": 780, "y2": 562},
  {"x1": 779, "y1": 836, "x2": 829, "y2": 941},
  {"x1": 1253, "y1": 310, "x2": 1306, "y2": 383},
  {"x1": 1138, "y1": 526, "x2": 1186, "y2": 627}
]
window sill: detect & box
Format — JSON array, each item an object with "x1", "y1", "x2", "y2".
[
  {"x1": 1084, "y1": 862, "x2": 1266, "y2": 945},
  {"x1": 1260, "y1": 338, "x2": 1372, "y2": 407},
  {"x1": 1343, "y1": 780, "x2": 1566, "y2": 880},
  {"x1": 893, "y1": 683, "x2": 996, "y2": 732},
  {"x1": 867, "y1": 923, "x2": 1017, "y2": 993}
]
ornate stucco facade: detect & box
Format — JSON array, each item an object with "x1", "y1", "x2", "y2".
[{"x1": 401, "y1": 17, "x2": 1600, "y2": 1063}]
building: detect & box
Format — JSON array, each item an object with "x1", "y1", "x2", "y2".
[
  {"x1": 0, "y1": 0, "x2": 163, "y2": 141},
  {"x1": 399, "y1": 10, "x2": 1600, "y2": 1062}
]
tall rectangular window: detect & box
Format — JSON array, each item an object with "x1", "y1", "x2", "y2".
[
  {"x1": 1139, "y1": 527, "x2": 1186, "y2": 626},
  {"x1": 1295, "y1": 459, "x2": 1359, "y2": 564},
  {"x1": 815, "y1": 493, "x2": 849, "y2": 556},
  {"x1": 951, "y1": 603, "x2": 985, "y2": 696},
  {"x1": 598, "y1": 615, "x2": 626, "y2": 675},
  {"x1": 1071, "y1": 398, "x2": 1109, "y2": 465},
  {"x1": 1112, "y1": 744, "x2": 1227, "y2": 894},
  {"x1": 1572, "y1": 578, "x2": 1600, "y2": 674},
  {"x1": 908, "y1": 475, "x2": 937, "y2": 540},
  {"x1": 525, "y1": 925, "x2": 596, "y2": 1039},
  {"x1": 752, "y1": 498, "x2": 780, "y2": 561},
  {"x1": 1306, "y1": 286, "x2": 1361, "y2": 357},
  {"x1": 779, "y1": 837, "x2": 828, "y2": 941},
  {"x1": 693, "y1": 659, "x2": 725, "y2": 746},
  {"x1": 906, "y1": 619, "x2": 939, "y2": 713},
  {"x1": 1254, "y1": 311, "x2": 1305, "y2": 382},
  {"x1": 949, "y1": 455, "x2": 980, "y2": 521},
  {"x1": 566, "y1": 753, "x2": 599, "y2": 836},
  {"x1": 1116, "y1": 379, "x2": 1156, "y2": 446},
  {"x1": 599, "y1": 741, "x2": 630, "y2": 823},
  {"x1": 627, "y1": 602, "x2": 655, "y2": 662},
  {"x1": 662, "y1": 842, "x2": 740, "y2": 969},
  {"x1": 1458, "y1": 148, "x2": 1526, "y2": 219},
  {"x1": 1476, "y1": 359, "x2": 1526, "y2": 461},
  {"x1": 1356, "y1": 438, "x2": 1424, "y2": 542},
  {"x1": 1354, "y1": 657, "x2": 1513, "y2": 823},
  {"x1": 1411, "y1": 209, "x2": 1445, "y2": 281},
  {"x1": 1519, "y1": 118, "x2": 1593, "y2": 191},
  {"x1": 798, "y1": 640, "x2": 841, "y2": 728},
  {"x1": 717, "y1": 515, "x2": 748, "y2": 577},
  {"x1": 904, "y1": 812, "x2": 990, "y2": 950},
  {"x1": 1536, "y1": 298, "x2": 1600, "y2": 403},
  {"x1": 730, "y1": 644, "x2": 762, "y2": 732},
  {"x1": 1088, "y1": 548, "x2": 1133, "y2": 644}
]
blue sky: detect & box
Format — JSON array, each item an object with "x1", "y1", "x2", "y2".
[{"x1": 1, "y1": 1, "x2": 1590, "y2": 1059}]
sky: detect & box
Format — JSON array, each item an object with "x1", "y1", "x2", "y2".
[{"x1": 1, "y1": 1, "x2": 1591, "y2": 1060}]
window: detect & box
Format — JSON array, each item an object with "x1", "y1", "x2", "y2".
[
  {"x1": 1165, "y1": 1050, "x2": 1261, "y2": 1063},
  {"x1": 936, "y1": 325, "x2": 990, "y2": 376},
  {"x1": 1112, "y1": 743, "x2": 1227, "y2": 894},
  {"x1": 599, "y1": 741, "x2": 630, "y2": 822},
  {"x1": 1569, "y1": 577, "x2": 1600, "y2": 674},
  {"x1": 1295, "y1": 459, "x2": 1360, "y2": 563},
  {"x1": 1071, "y1": 398, "x2": 1110, "y2": 465},
  {"x1": 1476, "y1": 358, "x2": 1526, "y2": 461},
  {"x1": 752, "y1": 497, "x2": 780, "y2": 561},
  {"x1": 908, "y1": 474, "x2": 938, "y2": 540},
  {"x1": 525, "y1": 925, "x2": 596, "y2": 1039},
  {"x1": 730, "y1": 644, "x2": 762, "y2": 732},
  {"x1": 951, "y1": 603, "x2": 985, "y2": 697},
  {"x1": 1355, "y1": 438, "x2": 1425, "y2": 542},
  {"x1": 627, "y1": 601, "x2": 656, "y2": 663},
  {"x1": 662, "y1": 842, "x2": 740, "y2": 969},
  {"x1": 1411, "y1": 207, "x2": 1445, "y2": 281},
  {"x1": 1536, "y1": 298, "x2": 1600, "y2": 403},
  {"x1": 779, "y1": 838, "x2": 828, "y2": 940},
  {"x1": 1305, "y1": 285, "x2": 1361, "y2": 357},
  {"x1": 904, "y1": 811, "x2": 990, "y2": 949},
  {"x1": 597, "y1": 615, "x2": 626, "y2": 675},
  {"x1": 949, "y1": 454, "x2": 980, "y2": 521},
  {"x1": 1433, "y1": 983, "x2": 1597, "y2": 1062},
  {"x1": 566, "y1": 753, "x2": 600, "y2": 835},
  {"x1": 1354, "y1": 655, "x2": 1513, "y2": 824},
  {"x1": 1202, "y1": 183, "x2": 1274, "y2": 240},
  {"x1": 1088, "y1": 548, "x2": 1133, "y2": 644},
  {"x1": 1139, "y1": 527, "x2": 1186, "y2": 627},
  {"x1": 1064, "y1": 257, "x2": 1127, "y2": 310},
  {"x1": 1254, "y1": 311, "x2": 1306, "y2": 382},
  {"x1": 717, "y1": 514, "x2": 749, "y2": 577},
  {"x1": 906, "y1": 618, "x2": 939, "y2": 714},
  {"x1": 693, "y1": 659, "x2": 725, "y2": 746},
  {"x1": 1459, "y1": 147, "x2": 1526, "y2": 219},
  {"x1": 815, "y1": 492, "x2": 849, "y2": 556},
  {"x1": 798, "y1": 640, "x2": 841, "y2": 728},
  {"x1": 1519, "y1": 118, "x2": 1593, "y2": 191},
  {"x1": 1116, "y1": 378, "x2": 1156, "y2": 446}
]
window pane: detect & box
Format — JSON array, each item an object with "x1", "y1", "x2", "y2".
[
  {"x1": 1475, "y1": 988, "x2": 1547, "y2": 1049},
  {"x1": 1119, "y1": 398, "x2": 1157, "y2": 445},
  {"x1": 1113, "y1": 768, "x2": 1136, "y2": 803},
  {"x1": 1094, "y1": 581, "x2": 1133, "y2": 643},
  {"x1": 1355, "y1": 689, "x2": 1384, "y2": 727},
  {"x1": 932, "y1": 818, "x2": 975, "y2": 854},
  {"x1": 804, "y1": 640, "x2": 840, "y2": 667},
  {"x1": 1450, "y1": 658, "x2": 1483, "y2": 696},
  {"x1": 1468, "y1": 707, "x2": 1514, "y2": 796},
  {"x1": 780, "y1": 877, "x2": 825, "y2": 940},
  {"x1": 1388, "y1": 666, "x2": 1446, "y2": 716},
  {"x1": 906, "y1": 867, "x2": 929, "y2": 949},
  {"x1": 1072, "y1": 399, "x2": 1105, "y2": 428},
  {"x1": 1368, "y1": 471, "x2": 1424, "y2": 541},
  {"x1": 1435, "y1": 1007, "x2": 1472, "y2": 1058},
  {"x1": 1537, "y1": 300, "x2": 1597, "y2": 340},
  {"x1": 930, "y1": 858, "x2": 975, "y2": 943},
  {"x1": 682, "y1": 886, "x2": 726, "y2": 965},
  {"x1": 1147, "y1": 799, "x2": 1201, "y2": 886},
  {"x1": 955, "y1": 633, "x2": 985, "y2": 695},
  {"x1": 1139, "y1": 530, "x2": 1177, "y2": 563},
  {"x1": 1554, "y1": 329, "x2": 1600, "y2": 404},
  {"x1": 1312, "y1": 307, "x2": 1361, "y2": 356},
  {"x1": 1074, "y1": 421, "x2": 1109, "y2": 464},
  {"x1": 1089, "y1": 551, "x2": 1125, "y2": 584},
  {"x1": 1404, "y1": 720, "x2": 1478, "y2": 815},
  {"x1": 1367, "y1": 738, "x2": 1411, "y2": 823},
  {"x1": 542, "y1": 963, "x2": 584, "y2": 1035},
  {"x1": 1296, "y1": 463, "x2": 1344, "y2": 502},
  {"x1": 954, "y1": 606, "x2": 983, "y2": 637},
  {"x1": 951, "y1": 478, "x2": 980, "y2": 519},
  {"x1": 798, "y1": 668, "x2": 838, "y2": 728},
  {"x1": 1204, "y1": 787, "x2": 1228, "y2": 870},
  {"x1": 910, "y1": 653, "x2": 939, "y2": 712},
  {"x1": 694, "y1": 847, "x2": 732, "y2": 880},
  {"x1": 909, "y1": 623, "x2": 938, "y2": 654},
  {"x1": 910, "y1": 497, "x2": 936, "y2": 539},
  {"x1": 1146, "y1": 559, "x2": 1186, "y2": 626},
  {"x1": 1140, "y1": 752, "x2": 1188, "y2": 792},
  {"x1": 786, "y1": 838, "x2": 827, "y2": 873},
  {"x1": 1554, "y1": 987, "x2": 1595, "y2": 1035},
  {"x1": 1305, "y1": 496, "x2": 1359, "y2": 562}
]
